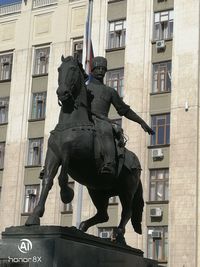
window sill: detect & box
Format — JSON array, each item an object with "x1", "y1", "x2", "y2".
[
  {"x1": 28, "y1": 118, "x2": 45, "y2": 122},
  {"x1": 108, "y1": 0, "x2": 125, "y2": 4},
  {"x1": 108, "y1": 202, "x2": 118, "y2": 206},
  {"x1": 61, "y1": 211, "x2": 73, "y2": 215},
  {"x1": 0, "y1": 79, "x2": 11, "y2": 83},
  {"x1": 146, "y1": 200, "x2": 169, "y2": 205},
  {"x1": 106, "y1": 47, "x2": 125, "y2": 53},
  {"x1": 25, "y1": 165, "x2": 42, "y2": 168},
  {"x1": 151, "y1": 38, "x2": 173, "y2": 44},
  {"x1": 148, "y1": 144, "x2": 170, "y2": 149},
  {"x1": 32, "y1": 73, "x2": 48, "y2": 78},
  {"x1": 150, "y1": 91, "x2": 171, "y2": 96},
  {"x1": 0, "y1": 122, "x2": 8, "y2": 126}
]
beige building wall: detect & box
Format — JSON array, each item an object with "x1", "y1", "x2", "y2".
[
  {"x1": 169, "y1": 1, "x2": 200, "y2": 266},
  {"x1": 0, "y1": 0, "x2": 200, "y2": 266},
  {"x1": 124, "y1": 0, "x2": 152, "y2": 250}
]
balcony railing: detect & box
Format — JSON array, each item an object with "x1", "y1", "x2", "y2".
[
  {"x1": 0, "y1": 2, "x2": 22, "y2": 16},
  {"x1": 33, "y1": 0, "x2": 58, "y2": 9}
]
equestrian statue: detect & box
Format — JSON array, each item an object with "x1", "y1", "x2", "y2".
[{"x1": 25, "y1": 55, "x2": 154, "y2": 244}]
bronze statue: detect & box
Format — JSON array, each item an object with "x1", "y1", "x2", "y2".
[
  {"x1": 87, "y1": 56, "x2": 154, "y2": 176},
  {"x1": 25, "y1": 56, "x2": 154, "y2": 244}
]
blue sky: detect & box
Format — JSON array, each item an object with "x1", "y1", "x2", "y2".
[{"x1": 0, "y1": 0, "x2": 21, "y2": 5}]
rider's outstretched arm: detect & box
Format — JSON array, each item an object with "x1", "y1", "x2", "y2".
[{"x1": 124, "y1": 109, "x2": 155, "y2": 135}]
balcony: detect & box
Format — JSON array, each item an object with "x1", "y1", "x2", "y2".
[
  {"x1": 0, "y1": 2, "x2": 22, "y2": 16},
  {"x1": 32, "y1": 0, "x2": 58, "y2": 9}
]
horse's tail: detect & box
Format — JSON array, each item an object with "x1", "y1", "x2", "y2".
[{"x1": 131, "y1": 175, "x2": 144, "y2": 235}]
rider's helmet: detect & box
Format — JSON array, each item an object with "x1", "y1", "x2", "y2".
[{"x1": 91, "y1": 56, "x2": 107, "y2": 71}]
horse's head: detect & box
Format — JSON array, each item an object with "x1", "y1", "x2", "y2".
[{"x1": 56, "y1": 56, "x2": 83, "y2": 105}]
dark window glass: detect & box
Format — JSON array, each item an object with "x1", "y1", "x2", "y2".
[
  {"x1": 151, "y1": 114, "x2": 170, "y2": 146},
  {"x1": 153, "y1": 10, "x2": 173, "y2": 40},
  {"x1": 0, "y1": 53, "x2": 13, "y2": 81},
  {"x1": 149, "y1": 169, "x2": 169, "y2": 201}
]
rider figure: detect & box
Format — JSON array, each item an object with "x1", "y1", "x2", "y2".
[{"x1": 87, "y1": 56, "x2": 154, "y2": 176}]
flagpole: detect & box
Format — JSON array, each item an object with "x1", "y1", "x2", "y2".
[
  {"x1": 86, "y1": 0, "x2": 93, "y2": 74},
  {"x1": 76, "y1": 0, "x2": 93, "y2": 229}
]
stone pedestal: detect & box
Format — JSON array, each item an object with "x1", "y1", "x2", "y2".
[{"x1": 0, "y1": 226, "x2": 158, "y2": 267}]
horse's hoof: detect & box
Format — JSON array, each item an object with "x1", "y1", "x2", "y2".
[
  {"x1": 25, "y1": 215, "x2": 40, "y2": 226},
  {"x1": 60, "y1": 186, "x2": 74, "y2": 204},
  {"x1": 79, "y1": 221, "x2": 88, "y2": 232},
  {"x1": 115, "y1": 228, "x2": 126, "y2": 245}
]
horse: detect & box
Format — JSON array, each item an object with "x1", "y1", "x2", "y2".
[{"x1": 25, "y1": 55, "x2": 144, "y2": 244}]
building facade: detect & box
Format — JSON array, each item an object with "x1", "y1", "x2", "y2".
[{"x1": 0, "y1": 0, "x2": 199, "y2": 266}]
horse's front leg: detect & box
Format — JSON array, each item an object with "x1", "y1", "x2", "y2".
[
  {"x1": 25, "y1": 147, "x2": 61, "y2": 226},
  {"x1": 58, "y1": 160, "x2": 74, "y2": 204},
  {"x1": 79, "y1": 188, "x2": 109, "y2": 232}
]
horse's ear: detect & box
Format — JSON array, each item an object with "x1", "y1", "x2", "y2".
[{"x1": 61, "y1": 55, "x2": 65, "y2": 62}]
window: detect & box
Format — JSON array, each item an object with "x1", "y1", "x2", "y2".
[
  {"x1": 23, "y1": 185, "x2": 40, "y2": 213},
  {"x1": 106, "y1": 69, "x2": 124, "y2": 97},
  {"x1": 151, "y1": 114, "x2": 170, "y2": 146},
  {"x1": 153, "y1": 10, "x2": 173, "y2": 40},
  {"x1": 108, "y1": 20, "x2": 126, "y2": 49},
  {"x1": 147, "y1": 226, "x2": 168, "y2": 263},
  {"x1": 152, "y1": 61, "x2": 171, "y2": 93},
  {"x1": 27, "y1": 138, "x2": 43, "y2": 166},
  {"x1": 33, "y1": 47, "x2": 50, "y2": 75},
  {"x1": 149, "y1": 169, "x2": 169, "y2": 201},
  {"x1": 73, "y1": 40, "x2": 83, "y2": 63},
  {"x1": 62, "y1": 182, "x2": 74, "y2": 213},
  {"x1": 0, "y1": 143, "x2": 5, "y2": 169},
  {"x1": 30, "y1": 92, "x2": 46, "y2": 120},
  {"x1": 0, "y1": 97, "x2": 9, "y2": 124},
  {"x1": 0, "y1": 53, "x2": 13, "y2": 81}
]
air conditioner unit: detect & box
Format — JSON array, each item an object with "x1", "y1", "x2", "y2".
[
  {"x1": 156, "y1": 40, "x2": 165, "y2": 50},
  {"x1": 150, "y1": 207, "x2": 162, "y2": 217},
  {"x1": 152, "y1": 148, "x2": 163, "y2": 159},
  {"x1": 151, "y1": 230, "x2": 162, "y2": 239},
  {"x1": 75, "y1": 43, "x2": 83, "y2": 51},
  {"x1": 99, "y1": 231, "x2": 110, "y2": 239},
  {"x1": 27, "y1": 189, "x2": 37, "y2": 196}
]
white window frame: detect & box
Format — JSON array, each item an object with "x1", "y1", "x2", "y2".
[
  {"x1": 106, "y1": 68, "x2": 124, "y2": 97},
  {"x1": 0, "y1": 142, "x2": 5, "y2": 169},
  {"x1": 0, "y1": 53, "x2": 13, "y2": 81},
  {"x1": 33, "y1": 46, "x2": 50, "y2": 76},
  {"x1": 30, "y1": 92, "x2": 46, "y2": 120},
  {"x1": 153, "y1": 10, "x2": 173, "y2": 41},
  {"x1": 23, "y1": 185, "x2": 40, "y2": 213},
  {"x1": 27, "y1": 138, "x2": 43, "y2": 166},
  {"x1": 147, "y1": 226, "x2": 168, "y2": 263},
  {"x1": 152, "y1": 61, "x2": 172, "y2": 93},
  {"x1": 0, "y1": 97, "x2": 9, "y2": 124},
  {"x1": 107, "y1": 20, "x2": 126, "y2": 49}
]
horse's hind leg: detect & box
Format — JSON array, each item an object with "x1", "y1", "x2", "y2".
[
  {"x1": 116, "y1": 169, "x2": 140, "y2": 243},
  {"x1": 79, "y1": 188, "x2": 109, "y2": 232},
  {"x1": 25, "y1": 147, "x2": 60, "y2": 226}
]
